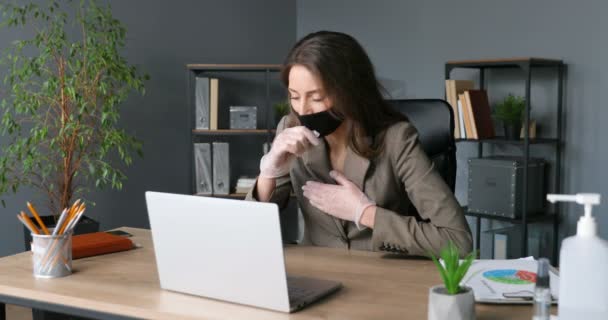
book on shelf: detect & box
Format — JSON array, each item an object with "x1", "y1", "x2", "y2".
[
  {"x1": 458, "y1": 93, "x2": 475, "y2": 139},
  {"x1": 464, "y1": 89, "x2": 495, "y2": 140},
  {"x1": 235, "y1": 176, "x2": 256, "y2": 194},
  {"x1": 457, "y1": 99, "x2": 466, "y2": 138},
  {"x1": 195, "y1": 77, "x2": 219, "y2": 130},
  {"x1": 209, "y1": 78, "x2": 219, "y2": 130},
  {"x1": 445, "y1": 80, "x2": 475, "y2": 138},
  {"x1": 520, "y1": 120, "x2": 537, "y2": 139}
]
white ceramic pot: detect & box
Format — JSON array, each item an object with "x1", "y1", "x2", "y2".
[{"x1": 428, "y1": 285, "x2": 475, "y2": 320}]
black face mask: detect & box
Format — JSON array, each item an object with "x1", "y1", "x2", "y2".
[{"x1": 295, "y1": 109, "x2": 344, "y2": 137}]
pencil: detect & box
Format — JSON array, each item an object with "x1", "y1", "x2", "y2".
[
  {"x1": 17, "y1": 214, "x2": 39, "y2": 235},
  {"x1": 59, "y1": 201, "x2": 80, "y2": 234},
  {"x1": 27, "y1": 202, "x2": 50, "y2": 235},
  {"x1": 20, "y1": 212, "x2": 41, "y2": 235},
  {"x1": 69, "y1": 199, "x2": 81, "y2": 217}
]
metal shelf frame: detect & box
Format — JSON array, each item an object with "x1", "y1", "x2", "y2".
[{"x1": 446, "y1": 58, "x2": 565, "y2": 262}]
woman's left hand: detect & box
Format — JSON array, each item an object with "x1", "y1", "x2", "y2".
[{"x1": 302, "y1": 170, "x2": 376, "y2": 229}]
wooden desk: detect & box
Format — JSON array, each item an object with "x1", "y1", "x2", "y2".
[{"x1": 0, "y1": 228, "x2": 549, "y2": 320}]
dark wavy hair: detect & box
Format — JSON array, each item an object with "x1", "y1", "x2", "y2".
[{"x1": 281, "y1": 31, "x2": 407, "y2": 158}]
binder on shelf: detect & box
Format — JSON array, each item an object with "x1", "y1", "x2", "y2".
[
  {"x1": 194, "y1": 143, "x2": 213, "y2": 195},
  {"x1": 195, "y1": 77, "x2": 210, "y2": 130},
  {"x1": 212, "y1": 142, "x2": 230, "y2": 195},
  {"x1": 194, "y1": 77, "x2": 219, "y2": 130}
]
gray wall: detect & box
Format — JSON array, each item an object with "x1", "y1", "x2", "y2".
[
  {"x1": 2, "y1": 0, "x2": 605, "y2": 260},
  {"x1": 297, "y1": 0, "x2": 608, "y2": 258},
  {"x1": 0, "y1": 0, "x2": 296, "y2": 256}
]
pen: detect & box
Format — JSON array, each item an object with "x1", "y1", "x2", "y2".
[{"x1": 27, "y1": 202, "x2": 50, "y2": 235}]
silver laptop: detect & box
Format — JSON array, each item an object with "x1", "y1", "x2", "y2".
[{"x1": 145, "y1": 191, "x2": 342, "y2": 313}]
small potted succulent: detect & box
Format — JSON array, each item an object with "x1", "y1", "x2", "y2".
[
  {"x1": 494, "y1": 94, "x2": 525, "y2": 140},
  {"x1": 273, "y1": 101, "x2": 290, "y2": 126},
  {"x1": 428, "y1": 242, "x2": 476, "y2": 320}
]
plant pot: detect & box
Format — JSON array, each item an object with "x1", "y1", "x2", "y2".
[
  {"x1": 23, "y1": 214, "x2": 100, "y2": 251},
  {"x1": 428, "y1": 285, "x2": 475, "y2": 320},
  {"x1": 503, "y1": 123, "x2": 522, "y2": 140}
]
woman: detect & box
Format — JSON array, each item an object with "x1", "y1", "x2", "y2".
[{"x1": 246, "y1": 31, "x2": 472, "y2": 257}]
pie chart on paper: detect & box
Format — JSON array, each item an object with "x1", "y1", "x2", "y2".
[{"x1": 482, "y1": 269, "x2": 537, "y2": 285}]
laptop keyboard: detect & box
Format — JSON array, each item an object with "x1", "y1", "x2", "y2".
[{"x1": 287, "y1": 280, "x2": 316, "y2": 304}]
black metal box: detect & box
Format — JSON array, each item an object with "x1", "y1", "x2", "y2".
[{"x1": 468, "y1": 156, "x2": 545, "y2": 218}]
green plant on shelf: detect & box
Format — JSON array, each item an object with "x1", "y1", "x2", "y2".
[
  {"x1": 494, "y1": 94, "x2": 525, "y2": 125},
  {"x1": 273, "y1": 101, "x2": 290, "y2": 125},
  {"x1": 429, "y1": 241, "x2": 476, "y2": 295}
]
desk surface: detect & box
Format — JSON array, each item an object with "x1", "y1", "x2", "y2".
[{"x1": 0, "y1": 228, "x2": 550, "y2": 320}]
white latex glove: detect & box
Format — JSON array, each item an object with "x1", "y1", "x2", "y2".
[
  {"x1": 302, "y1": 170, "x2": 376, "y2": 229},
  {"x1": 259, "y1": 126, "x2": 320, "y2": 178}
]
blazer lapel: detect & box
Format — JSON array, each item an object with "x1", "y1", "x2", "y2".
[
  {"x1": 302, "y1": 140, "x2": 332, "y2": 182},
  {"x1": 343, "y1": 145, "x2": 371, "y2": 191},
  {"x1": 302, "y1": 140, "x2": 348, "y2": 239},
  {"x1": 303, "y1": 139, "x2": 372, "y2": 240}
]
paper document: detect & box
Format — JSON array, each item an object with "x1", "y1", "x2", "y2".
[{"x1": 460, "y1": 258, "x2": 559, "y2": 304}]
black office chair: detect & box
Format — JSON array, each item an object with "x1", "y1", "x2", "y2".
[{"x1": 386, "y1": 99, "x2": 457, "y2": 192}]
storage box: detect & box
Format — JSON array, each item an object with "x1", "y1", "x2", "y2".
[
  {"x1": 468, "y1": 156, "x2": 545, "y2": 218},
  {"x1": 229, "y1": 106, "x2": 257, "y2": 129}
]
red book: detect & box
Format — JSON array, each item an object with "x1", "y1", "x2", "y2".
[
  {"x1": 72, "y1": 232, "x2": 135, "y2": 259},
  {"x1": 465, "y1": 90, "x2": 495, "y2": 139}
]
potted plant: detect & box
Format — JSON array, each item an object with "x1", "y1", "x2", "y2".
[
  {"x1": 0, "y1": 1, "x2": 148, "y2": 245},
  {"x1": 272, "y1": 101, "x2": 290, "y2": 126},
  {"x1": 494, "y1": 94, "x2": 525, "y2": 140},
  {"x1": 428, "y1": 242, "x2": 476, "y2": 320}
]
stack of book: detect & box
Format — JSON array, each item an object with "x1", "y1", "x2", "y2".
[
  {"x1": 235, "y1": 177, "x2": 256, "y2": 194},
  {"x1": 445, "y1": 80, "x2": 495, "y2": 140}
]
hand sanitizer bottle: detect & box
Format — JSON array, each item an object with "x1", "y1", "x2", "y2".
[{"x1": 547, "y1": 193, "x2": 608, "y2": 319}]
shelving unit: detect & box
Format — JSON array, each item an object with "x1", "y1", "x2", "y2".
[
  {"x1": 445, "y1": 57, "x2": 565, "y2": 261},
  {"x1": 186, "y1": 64, "x2": 283, "y2": 198}
]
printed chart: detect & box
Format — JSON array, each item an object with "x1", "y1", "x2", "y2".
[{"x1": 483, "y1": 269, "x2": 537, "y2": 285}]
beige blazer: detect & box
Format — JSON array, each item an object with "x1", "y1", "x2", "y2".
[{"x1": 246, "y1": 117, "x2": 472, "y2": 257}]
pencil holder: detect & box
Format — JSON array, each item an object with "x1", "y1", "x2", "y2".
[{"x1": 31, "y1": 232, "x2": 73, "y2": 278}]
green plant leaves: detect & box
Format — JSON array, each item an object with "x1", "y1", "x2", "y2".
[
  {"x1": 0, "y1": 0, "x2": 148, "y2": 213},
  {"x1": 494, "y1": 94, "x2": 525, "y2": 125},
  {"x1": 429, "y1": 241, "x2": 477, "y2": 295}
]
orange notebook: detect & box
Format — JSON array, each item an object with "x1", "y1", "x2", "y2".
[{"x1": 72, "y1": 232, "x2": 135, "y2": 259}]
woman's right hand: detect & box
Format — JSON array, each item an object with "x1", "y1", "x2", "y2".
[{"x1": 259, "y1": 126, "x2": 320, "y2": 178}]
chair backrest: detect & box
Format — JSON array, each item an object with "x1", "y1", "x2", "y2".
[{"x1": 386, "y1": 99, "x2": 457, "y2": 192}]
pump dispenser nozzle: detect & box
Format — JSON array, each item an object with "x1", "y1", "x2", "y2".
[{"x1": 547, "y1": 193, "x2": 601, "y2": 237}]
